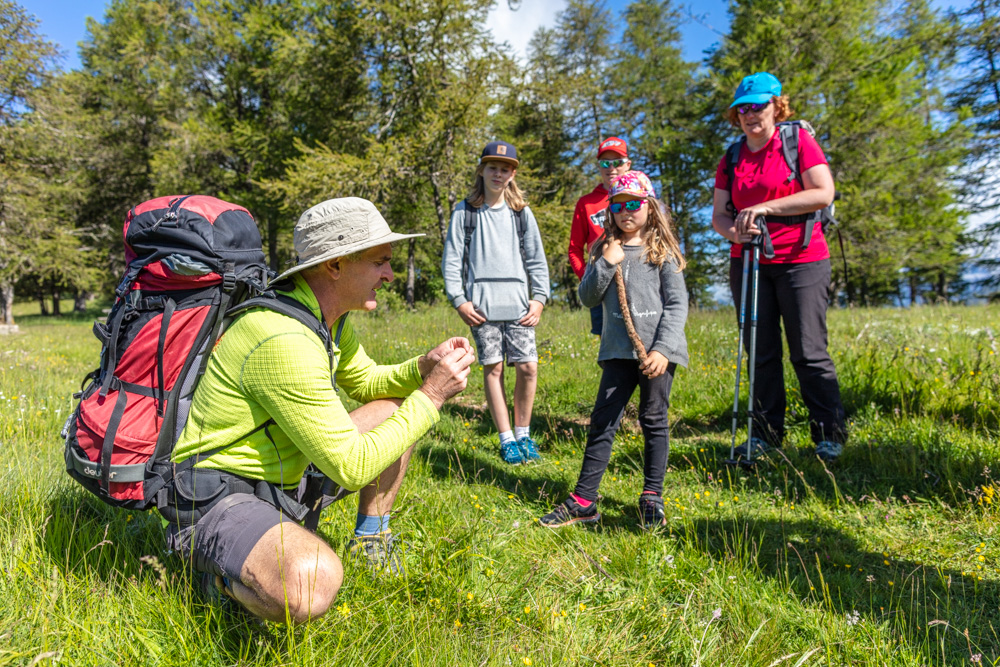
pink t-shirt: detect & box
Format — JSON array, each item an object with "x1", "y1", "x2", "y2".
[{"x1": 714, "y1": 126, "x2": 831, "y2": 264}]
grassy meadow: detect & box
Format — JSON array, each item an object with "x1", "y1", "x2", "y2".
[{"x1": 1, "y1": 298, "x2": 998, "y2": 666}]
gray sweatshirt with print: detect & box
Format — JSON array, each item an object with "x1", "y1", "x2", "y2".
[
  {"x1": 442, "y1": 200, "x2": 550, "y2": 322},
  {"x1": 579, "y1": 245, "x2": 689, "y2": 366}
]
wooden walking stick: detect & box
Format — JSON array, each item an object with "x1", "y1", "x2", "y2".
[{"x1": 614, "y1": 263, "x2": 647, "y2": 363}]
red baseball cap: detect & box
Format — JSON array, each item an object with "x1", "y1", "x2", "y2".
[{"x1": 597, "y1": 136, "x2": 628, "y2": 158}]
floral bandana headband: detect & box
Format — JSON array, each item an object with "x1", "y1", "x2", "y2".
[{"x1": 608, "y1": 170, "x2": 655, "y2": 200}]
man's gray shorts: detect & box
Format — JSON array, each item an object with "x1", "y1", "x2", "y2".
[
  {"x1": 164, "y1": 483, "x2": 352, "y2": 582},
  {"x1": 470, "y1": 321, "x2": 538, "y2": 366}
]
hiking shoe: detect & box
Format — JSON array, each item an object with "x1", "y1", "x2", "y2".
[
  {"x1": 815, "y1": 440, "x2": 843, "y2": 462},
  {"x1": 517, "y1": 435, "x2": 541, "y2": 462},
  {"x1": 740, "y1": 437, "x2": 771, "y2": 456},
  {"x1": 347, "y1": 531, "x2": 405, "y2": 576},
  {"x1": 501, "y1": 439, "x2": 525, "y2": 465},
  {"x1": 638, "y1": 493, "x2": 666, "y2": 530},
  {"x1": 539, "y1": 497, "x2": 600, "y2": 528}
]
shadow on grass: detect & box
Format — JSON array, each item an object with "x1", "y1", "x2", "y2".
[{"x1": 680, "y1": 515, "x2": 1000, "y2": 662}]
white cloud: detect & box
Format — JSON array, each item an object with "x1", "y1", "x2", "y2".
[{"x1": 486, "y1": 0, "x2": 565, "y2": 62}]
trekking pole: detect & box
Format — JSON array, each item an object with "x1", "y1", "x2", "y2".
[
  {"x1": 741, "y1": 226, "x2": 763, "y2": 470},
  {"x1": 724, "y1": 245, "x2": 752, "y2": 469}
]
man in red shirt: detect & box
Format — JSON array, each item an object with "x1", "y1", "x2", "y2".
[{"x1": 568, "y1": 137, "x2": 632, "y2": 335}]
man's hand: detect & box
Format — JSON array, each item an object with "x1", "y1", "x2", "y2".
[
  {"x1": 518, "y1": 300, "x2": 544, "y2": 327},
  {"x1": 602, "y1": 238, "x2": 625, "y2": 265},
  {"x1": 418, "y1": 337, "x2": 473, "y2": 378},
  {"x1": 419, "y1": 347, "x2": 475, "y2": 409},
  {"x1": 640, "y1": 351, "x2": 669, "y2": 378},
  {"x1": 457, "y1": 301, "x2": 486, "y2": 327}
]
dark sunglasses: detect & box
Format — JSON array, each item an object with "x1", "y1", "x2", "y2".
[
  {"x1": 609, "y1": 200, "x2": 646, "y2": 214},
  {"x1": 736, "y1": 100, "x2": 771, "y2": 115},
  {"x1": 598, "y1": 158, "x2": 628, "y2": 169}
]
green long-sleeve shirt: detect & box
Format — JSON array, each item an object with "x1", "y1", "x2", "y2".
[{"x1": 172, "y1": 274, "x2": 439, "y2": 491}]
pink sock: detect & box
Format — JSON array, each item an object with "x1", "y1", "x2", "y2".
[{"x1": 571, "y1": 493, "x2": 594, "y2": 508}]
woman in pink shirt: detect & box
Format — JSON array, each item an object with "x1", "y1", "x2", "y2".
[{"x1": 711, "y1": 72, "x2": 846, "y2": 462}]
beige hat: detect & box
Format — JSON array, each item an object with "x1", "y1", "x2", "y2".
[{"x1": 274, "y1": 197, "x2": 424, "y2": 282}]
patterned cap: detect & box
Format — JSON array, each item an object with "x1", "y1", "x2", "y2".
[{"x1": 608, "y1": 170, "x2": 655, "y2": 200}]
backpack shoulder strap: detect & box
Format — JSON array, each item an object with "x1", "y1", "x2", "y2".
[
  {"x1": 724, "y1": 138, "x2": 744, "y2": 214},
  {"x1": 778, "y1": 121, "x2": 801, "y2": 185},
  {"x1": 462, "y1": 200, "x2": 477, "y2": 292},
  {"x1": 227, "y1": 294, "x2": 341, "y2": 389},
  {"x1": 512, "y1": 206, "x2": 531, "y2": 298}
]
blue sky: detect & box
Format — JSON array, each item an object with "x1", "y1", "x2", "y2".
[{"x1": 21, "y1": 0, "x2": 732, "y2": 70}]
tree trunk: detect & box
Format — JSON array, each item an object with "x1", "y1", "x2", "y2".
[
  {"x1": 51, "y1": 282, "x2": 61, "y2": 316},
  {"x1": 429, "y1": 171, "x2": 450, "y2": 244},
  {"x1": 909, "y1": 274, "x2": 918, "y2": 307},
  {"x1": 39, "y1": 286, "x2": 48, "y2": 316},
  {"x1": 0, "y1": 283, "x2": 12, "y2": 325},
  {"x1": 405, "y1": 238, "x2": 416, "y2": 309},
  {"x1": 74, "y1": 290, "x2": 89, "y2": 314},
  {"x1": 936, "y1": 273, "x2": 948, "y2": 302}
]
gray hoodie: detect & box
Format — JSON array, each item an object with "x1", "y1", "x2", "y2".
[
  {"x1": 579, "y1": 245, "x2": 688, "y2": 366},
  {"x1": 442, "y1": 200, "x2": 550, "y2": 322}
]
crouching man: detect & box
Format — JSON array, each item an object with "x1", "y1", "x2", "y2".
[{"x1": 160, "y1": 197, "x2": 474, "y2": 623}]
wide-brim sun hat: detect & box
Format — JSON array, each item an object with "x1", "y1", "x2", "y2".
[
  {"x1": 274, "y1": 197, "x2": 424, "y2": 282},
  {"x1": 729, "y1": 71, "x2": 782, "y2": 108}
]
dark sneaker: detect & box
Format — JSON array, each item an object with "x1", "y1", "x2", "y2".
[
  {"x1": 517, "y1": 436, "x2": 541, "y2": 462},
  {"x1": 638, "y1": 493, "x2": 666, "y2": 529},
  {"x1": 815, "y1": 440, "x2": 843, "y2": 462},
  {"x1": 539, "y1": 497, "x2": 600, "y2": 528},
  {"x1": 347, "y1": 531, "x2": 405, "y2": 575},
  {"x1": 501, "y1": 439, "x2": 525, "y2": 465}
]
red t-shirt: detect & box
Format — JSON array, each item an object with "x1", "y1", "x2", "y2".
[
  {"x1": 568, "y1": 183, "x2": 611, "y2": 278},
  {"x1": 714, "y1": 126, "x2": 831, "y2": 264}
]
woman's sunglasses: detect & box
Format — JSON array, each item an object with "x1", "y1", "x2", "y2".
[
  {"x1": 609, "y1": 200, "x2": 646, "y2": 214},
  {"x1": 598, "y1": 158, "x2": 628, "y2": 169},
  {"x1": 736, "y1": 101, "x2": 771, "y2": 115}
]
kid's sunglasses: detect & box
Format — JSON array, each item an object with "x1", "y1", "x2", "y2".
[
  {"x1": 598, "y1": 158, "x2": 628, "y2": 169},
  {"x1": 736, "y1": 100, "x2": 771, "y2": 115},
  {"x1": 609, "y1": 200, "x2": 646, "y2": 214}
]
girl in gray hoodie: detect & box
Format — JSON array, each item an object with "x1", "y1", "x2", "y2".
[{"x1": 539, "y1": 170, "x2": 688, "y2": 530}]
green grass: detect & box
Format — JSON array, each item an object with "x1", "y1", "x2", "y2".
[{"x1": 1, "y1": 300, "x2": 998, "y2": 666}]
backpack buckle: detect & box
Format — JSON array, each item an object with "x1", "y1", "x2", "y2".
[{"x1": 222, "y1": 272, "x2": 237, "y2": 293}]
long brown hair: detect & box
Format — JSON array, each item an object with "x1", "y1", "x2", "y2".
[
  {"x1": 466, "y1": 161, "x2": 527, "y2": 211},
  {"x1": 590, "y1": 197, "x2": 686, "y2": 271}
]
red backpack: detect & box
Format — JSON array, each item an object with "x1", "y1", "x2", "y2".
[{"x1": 63, "y1": 195, "x2": 269, "y2": 510}]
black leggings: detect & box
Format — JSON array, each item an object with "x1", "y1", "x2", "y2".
[
  {"x1": 574, "y1": 359, "x2": 676, "y2": 501},
  {"x1": 729, "y1": 257, "x2": 846, "y2": 446}
]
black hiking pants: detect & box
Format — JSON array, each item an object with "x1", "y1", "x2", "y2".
[
  {"x1": 574, "y1": 359, "x2": 676, "y2": 501},
  {"x1": 729, "y1": 257, "x2": 847, "y2": 447}
]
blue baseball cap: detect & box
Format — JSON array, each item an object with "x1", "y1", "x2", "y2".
[
  {"x1": 480, "y1": 140, "x2": 519, "y2": 167},
  {"x1": 730, "y1": 72, "x2": 782, "y2": 108}
]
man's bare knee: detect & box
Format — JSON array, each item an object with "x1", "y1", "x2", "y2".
[{"x1": 283, "y1": 551, "x2": 343, "y2": 623}]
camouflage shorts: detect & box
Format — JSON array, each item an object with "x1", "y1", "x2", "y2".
[{"x1": 470, "y1": 321, "x2": 538, "y2": 366}]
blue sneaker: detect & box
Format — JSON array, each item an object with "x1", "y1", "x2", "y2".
[
  {"x1": 815, "y1": 440, "x2": 843, "y2": 462},
  {"x1": 517, "y1": 436, "x2": 541, "y2": 462},
  {"x1": 501, "y1": 439, "x2": 525, "y2": 465}
]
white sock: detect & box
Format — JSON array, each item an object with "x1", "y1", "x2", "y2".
[
  {"x1": 514, "y1": 426, "x2": 530, "y2": 441},
  {"x1": 499, "y1": 430, "x2": 515, "y2": 445}
]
